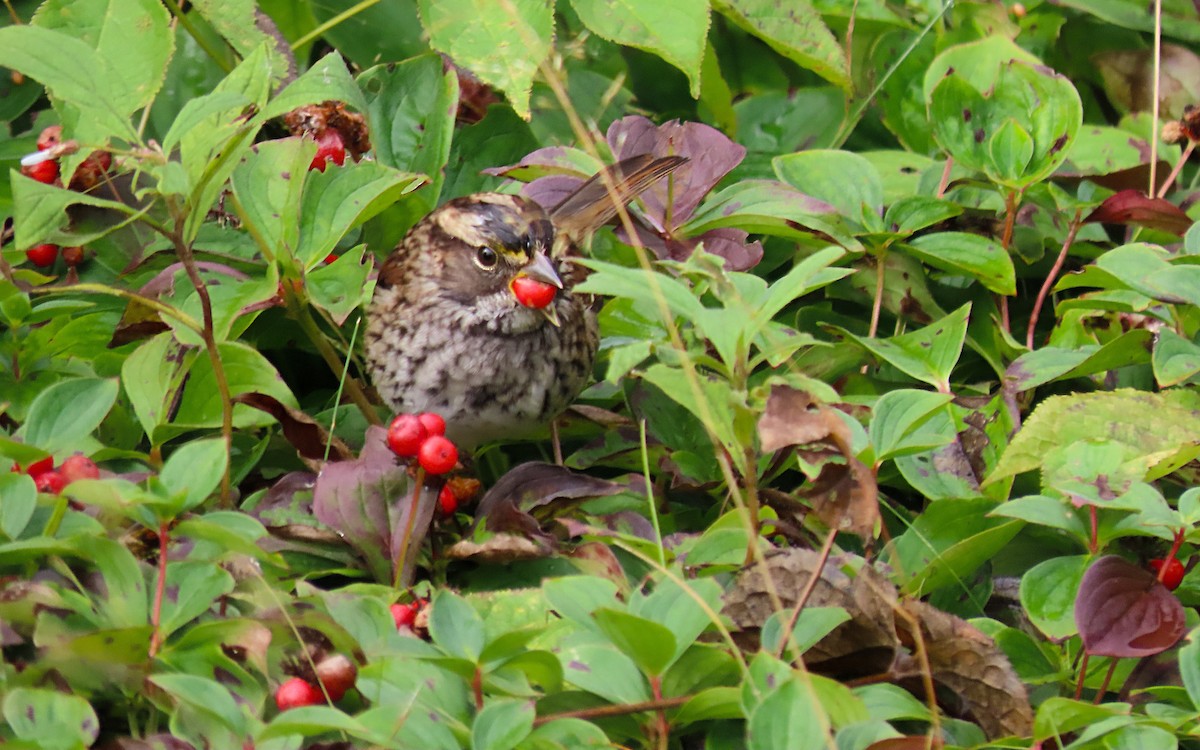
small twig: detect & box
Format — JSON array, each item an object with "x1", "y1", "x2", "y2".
[
  {"x1": 531, "y1": 695, "x2": 691, "y2": 727},
  {"x1": 1026, "y1": 208, "x2": 1084, "y2": 349},
  {"x1": 868, "y1": 249, "x2": 887, "y2": 339},
  {"x1": 775, "y1": 526, "x2": 838, "y2": 662},
  {"x1": 1157, "y1": 140, "x2": 1195, "y2": 198},
  {"x1": 935, "y1": 157, "x2": 954, "y2": 198}
]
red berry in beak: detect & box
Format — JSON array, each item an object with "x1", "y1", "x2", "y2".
[{"x1": 511, "y1": 276, "x2": 557, "y2": 309}]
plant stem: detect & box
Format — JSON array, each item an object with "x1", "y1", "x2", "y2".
[
  {"x1": 1089, "y1": 506, "x2": 1099, "y2": 554},
  {"x1": 291, "y1": 0, "x2": 381, "y2": 49},
  {"x1": 1026, "y1": 209, "x2": 1083, "y2": 349},
  {"x1": 531, "y1": 695, "x2": 691, "y2": 727},
  {"x1": 639, "y1": 419, "x2": 666, "y2": 568},
  {"x1": 1157, "y1": 140, "x2": 1195, "y2": 198},
  {"x1": 392, "y1": 467, "x2": 425, "y2": 589},
  {"x1": 149, "y1": 522, "x2": 170, "y2": 658},
  {"x1": 775, "y1": 526, "x2": 838, "y2": 662},
  {"x1": 1093, "y1": 658, "x2": 1119, "y2": 703},
  {"x1": 1074, "y1": 651, "x2": 1091, "y2": 700},
  {"x1": 998, "y1": 189, "x2": 1021, "y2": 336},
  {"x1": 325, "y1": 317, "x2": 363, "y2": 462},
  {"x1": 167, "y1": 222, "x2": 235, "y2": 506},
  {"x1": 650, "y1": 675, "x2": 669, "y2": 750},
  {"x1": 868, "y1": 248, "x2": 887, "y2": 339},
  {"x1": 291, "y1": 301, "x2": 381, "y2": 426}
]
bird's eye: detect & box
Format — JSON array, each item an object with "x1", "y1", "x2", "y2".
[{"x1": 474, "y1": 246, "x2": 498, "y2": 270}]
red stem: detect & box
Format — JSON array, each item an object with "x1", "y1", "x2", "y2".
[
  {"x1": 472, "y1": 667, "x2": 484, "y2": 711},
  {"x1": 149, "y1": 522, "x2": 169, "y2": 657},
  {"x1": 650, "y1": 675, "x2": 670, "y2": 750},
  {"x1": 1074, "y1": 651, "x2": 1090, "y2": 700},
  {"x1": 1088, "y1": 505, "x2": 1099, "y2": 554},
  {"x1": 1027, "y1": 209, "x2": 1084, "y2": 349}
]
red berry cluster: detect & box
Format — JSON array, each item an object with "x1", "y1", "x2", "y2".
[
  {"x1": 274, "y1": 653, "x2": 357, "y2": 710},
  {"x1": 18, "y1": 125, "x2": 108, "y2": 269},
  {"x1": 386, "y1": 412, "x2": 458, "y2": 475},
  {"x1": 12, "y1": 453, "x2": 100, "y2": 495}
]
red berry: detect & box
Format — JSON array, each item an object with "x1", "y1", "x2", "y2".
[
  {"x1": 60, "y1": 454, "x2": 100, "y2": 485},
  {"x1": 418, "y1": 435, "x2": 458, "y2": 475},
  {"x1": 275, "y1": 677, "x2": 322, "y2": 710},
  {"x1": 36, "y1": 125, "x2": 62, "y2": 150},
  {"x1": 386, "y1": 414, "x2": 427, "y2": 458},
  {"x1": 25, "y1": 455, "x2": 54, "y2": 478},
  {"x1": 313, "y1": 653, "x2": 357, "y2": 701},
  {"x1": 62, "y1": 246, "x2": 85, "y2": 267},
  {"x1": 309, "y1": 130, "x2": 346, "y2": 172},
  {"x1": 390, "y1": 602, "x2": 418, "y2": 628},
  {"x1": 390, "y1": 599, "x2": 426, "y2": 629},
  {"x1": 511, "y1": 276, "x2": 557, "y2": 309},
  {"x1": 418, "y1": 412, "x2": 446, "y2": 437},
  {"x1": 438, "y1": 484, "x2": 457, "y2": 516},
  {"x1": 1151, "y1": 557, "x2": 1186, "y2": 590},
  {"x1": 21, "y1": 158, "x2": 59, "y2": 185},
  {"x1": 35, "y1": 471, "x2": 66, "y2": 495},
  {"x1": 25, "y1": 243, "x2": 58, "y2": 268}
]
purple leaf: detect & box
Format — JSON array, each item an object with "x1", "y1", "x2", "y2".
[{"x1": 1075, "y1": 555, "x2": 1185, "y2": 658}]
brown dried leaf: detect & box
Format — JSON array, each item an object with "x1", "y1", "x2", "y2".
[
  {"x1": 722, "y1": 549, "x2": 898, "y2": 674},
  {"x1": 232, "y1": 392, "x2": 354, "y2": 463},
  {"x1": 894, "y1": 599, "x2": 1033, "y2": 740},
  {"x1": 444, "y1": 534, "x2": 551, "y2": 563},
  {"x1": 758, "y1": 385, "x2": 879, "y2": 537},
  {"x1": 471, "y1": 461, "x2": 629, "y2": 535},
  {"x1": 1075, "y1": 555, "x2": 1186, "y2": 658}
]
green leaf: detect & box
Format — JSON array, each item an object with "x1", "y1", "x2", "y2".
[
  {"x1": 1088, "y1": 243, "x2": 1200, "y2": 308},
  {"x1": 774, "y1": 149, "x2": 883, "y2": 230},
  {"x1": 526, "y1": 717, "x2": 612, "y2": 746},
  {"x1": 882, "y1": 196, "x2": 963, "y2": 236},
  {"x1": 747, "y1": 678, "x2": 830, "y2": 750},
  {"x1": 165, "y1": 341, "x2": 300, "y2": 441},
  {"x1": 890, "y1": 497, "x2": 1022, "y2": 597},
  {"x1": 158, "y1": 561, "x2": 235, "y2": 638},
  {"x1": 761, "y1": 606, "x2": 851, "y2": 655},
  {"x1": 296, "y1": 159, "x2": 425, "y2": 267},
  {"x1": 0, "y1": 25, "x2": 136, "y2": 140},
  {"x1": 262, "y1": 51, "x2": 369, "y2": 120},
  {"x1": 307, "y1": 245, "x2": 373, "y2": 324},
  {"x1": 630, "y1": 576, "x2": 723, "y2": 668},
  {"x1": 121, "y1": 334, "x2": 195, "y2": 442},
  {"x1": 12, "y1": 172, "x2": 141, "y2": 250},
  {"x1": 868, "y1": 389, "x2": 955, "y2": 464},
  {"x1": 417, "y1": 0, "x2": 552, "y2": 119},
  {"x1": 842, "y1": 304, "x2": 971, "y2": 392},
  {"x1": 33, "y1": 0, "x2": 173, "y2": 113},
  {"x1": 570, "y1": 0, "x2": 709, "y2": 98},
  {"x1": 151, "y1": 673, "x2": 246, "y2": 735},
  {"x1": 1005, "y1": 330, "x2": 1153, "y2": 391},
  {"x1": 930, "y1": 59, "x2": 1081, "y2": 187},
  {"x1": 683, "y1": 179, "x2": 858, "y2": 250},
  {"x1": 471, "y1": 698, "x2": 534, "y2": 750},
  {"x1": 429, "y1": 589, "x2": 486, "y2": 661},
  {"x1": 190, "y1": 0, "x2": 291, "y2": 81},
  {"x1": 542, "y1": 575, "x2": 620, "y2": 631},
  {"x1": 19, "y1": 377, "x2": 118, "y2": 454},
  {"x1": 1020, "y1": 555, "x2": 1089, "y2": 640},
  {"x1": 987, "y1": 389, "x2": 1200, "y2": 484},
  {"x1": 159, "y1": 438, "x2": 229, "y2": 514},
  {"x1": 229, "y1": 136, "x2": 310, "y2": 261},
  {"x1": 991, "y1": 495, "x2": 1089, "y2": 544},
  {"x1": 558, "y1": 641, "x2": 650, "y2": 704},
  {"x1": 1154, "y1": 328, "x2": 1200, "y2": 387},
  {"x1": 359, "y1": 54, "x2": 458, "y2": 207},
  {"x1": 1179, "y1": 628, "x2": 1200, "y2": 711},
  {"x1": 75, "y1": 535, "x2": 149, "y2": 628},
  {"x1": 0, "y1": 473, "x2": 37, "y2": 540},
  {"x1": 715, "y1": 0, "x2": 849, "y2": 91},
  {"x1": 3, "y1": 688, "x2": 100, "y2": 750},
  {"x1": 904, "y1": 232, "x2": 1016, "y2": 295},
  {"x1": 592, "y1": 608, "x2": 677, "y2": 676}
]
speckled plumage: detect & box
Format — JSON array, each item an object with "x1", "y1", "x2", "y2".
[
  {"x1": 365, "y1": 156, "x2": 686, "y2": 450},
  {"x1": 365, "y1": 194, "x2": 598, "y2": 448}
]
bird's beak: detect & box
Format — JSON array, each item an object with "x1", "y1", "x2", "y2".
[
  {"x1": 514, "y1": 251, "x2": 563, "y2": 327},
  {"x1": 520, "y1": 251, "x2": 563, "y2": 289}
]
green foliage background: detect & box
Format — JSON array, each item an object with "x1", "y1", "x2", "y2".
[{"x1": 3, "y1": 0, "x2": 1200, "y2": 748}]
